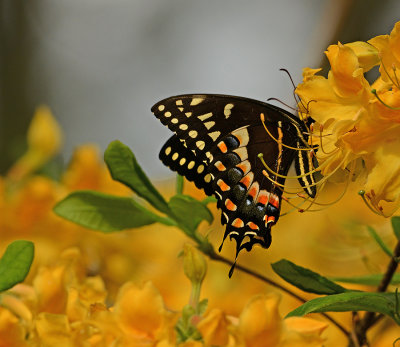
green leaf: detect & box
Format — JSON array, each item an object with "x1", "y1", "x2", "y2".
[
  {"x1": 367, "y1": 226, "x2": 393, "y2": 257},
  {"x1": 0, "y1": 240, "x2": 34, "y2": 291},
  {"x1": 104, "y1": 141, "x2": 170, "y2": 214},
  {"x1": 286, "y1": 292, "x2": 400, "y2": 324},
  {"x1": 330, "y1": 273, "x2": 400, "y2": 286},
  {"x1": 271, "y1": 259, "x2": 348, "y2": 295},
  {"x1": 54, "y1": 190, "x2": 171, "y2": 232},
  {"x1": 391, "y1": 217, "x2": 400, "y2": 241},
  {"x1": 168, "y1": 194, "x2": 214, "y2": 234}
]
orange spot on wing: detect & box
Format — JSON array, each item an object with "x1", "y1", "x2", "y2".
[
  {"x1": 217, "y1": 141, "x2": 228, "y2": 153},
  {"x1": 247, "y1": 221, "x2": 259, "y2": 230},
  {"x1": 215, "y1": 161, "x2": 226, "y2": 171},
  {"x1": 225, "y1": 199, "x2": 237, "y2": 211},
  {"x1": 232, "y1": 218, "x2": 244, "y2": 228},
  {"x1": 257, "y1": 191, "x2": 269, "y2": 205},
  {"x1": 217, "y1": 179, "x2": 230, "y2": 192},
  {"x1": 248, "y1": 184, "x2": 259, "y2": 199},
  {"x1": 240, "y1": 175, "x2": 252, "y2": 189},
  {"x1": 267, "y1": 216, "x2": 276, "y2": 224},
  {"x1": 237, "y1": 162, "x2": 250, "y2": 174},
  {"x1": 269, "y1": 194, "x2": 280, "y2": 209}
]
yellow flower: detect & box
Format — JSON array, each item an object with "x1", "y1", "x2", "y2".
[
  {"x1": 0, "y1": 307, "x2": 28, "y2": 347},
  {"x1": 113, "y1": 281, "x2": 178, "y2": 345},
  {"x1": 7, "y1": 106, "x2": 63, "y2": 182},
  {"x1": 296, "y1": 21, "x2": 400, "y2": 216},
  {"x1": 238, "y1": 293, "x2": 282, "y2": 347},
  {"x1": 196, "y1": 308, "x2": 230, "y2": 346},
  {"x1": 35, "y1": 313, "x2": 72, "y2": 346},
  {"x1": 62, "y1": 144, "x2": 129, "y2": 195},
  {"x1": 235, "y1": 293, "x2": 328, "y2": 347},
  {"x1": 280, "y1": 317, "x2": 328, "y2": 347},
  {"x1": 368, "y1": 21, "x2": 400, "y2": 85}
]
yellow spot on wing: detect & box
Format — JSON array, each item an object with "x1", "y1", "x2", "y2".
[
  {"x1": 204, "y1": 121, "x2": 215, "y2": 130},
  {"x1": 224, "y1": 103, "x2": 234, "y2": 118},
  {"x1": 198, "y1": 112, "x2": 213, "y2": 121},
  {"x1": 208, "y1": 131, "x2": 221, "y2": 141},
  {"x1": 196, "y1": 141, "x2": 205, "y2": 150},
  {"x1": 190, "y1": 98, "x2": 204, "y2": 106},
  {"x1": 189, "y1": 130, "x2": 198, "y2": 138}
]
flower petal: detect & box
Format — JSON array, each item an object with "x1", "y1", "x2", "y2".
[
  {"x1": 197, "y1": 308, "x2": 230, "y2": 346},
  {"x1": 238, "y1": 293, "x2": 282, "y2": 347}
]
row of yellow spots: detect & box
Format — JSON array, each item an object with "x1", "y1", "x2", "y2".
[{"x1": 164, "y1": 145, "x2": 209, "y2": 177}]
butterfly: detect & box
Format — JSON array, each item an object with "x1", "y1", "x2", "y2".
[{"x1": 152, "y1": 94, "x2": 317, "y2": 276}]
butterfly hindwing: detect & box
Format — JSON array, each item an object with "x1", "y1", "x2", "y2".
[{"x1": 159, "y1": 134, "x2": 214, "y2": 195}]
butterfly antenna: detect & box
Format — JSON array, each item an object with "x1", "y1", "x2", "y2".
[
  {"x1": 280, "y1": 68, "x2": 297, "y2": 91},
  {"x1": 279, "y1": 68, "x2": 312, "y2": 127},
  {"x1": 279, "y1": 68, "x2": 302, "y2": 105}
]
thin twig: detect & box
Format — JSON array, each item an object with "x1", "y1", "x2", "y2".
[
  {"x1": 208, "y1": 251, "x2": 350, "y2": 337},
  {"x1": 354, "y1": 240, "x2": 400, "y2": 344}
]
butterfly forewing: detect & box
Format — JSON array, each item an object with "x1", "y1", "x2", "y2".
[{"x1": 152, "y1": 94, "x2": 315, "y2": 272}]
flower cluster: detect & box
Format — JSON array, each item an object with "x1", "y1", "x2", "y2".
[
  {"x1": 296, "y1": 21, "x2": 400, "y2": 216},
  {"x1": 0, "y1": 248, "x2": 328, "y2": 347}
]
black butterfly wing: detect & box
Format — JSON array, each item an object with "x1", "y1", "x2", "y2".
[
  {"x1": 159, "y1": 134, "x2": 214, "y2": 195},
  {"x1": 152, "y1": 94, "x2": 310, "y2": 273}
]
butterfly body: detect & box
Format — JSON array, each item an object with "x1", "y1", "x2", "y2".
[{"x1": 152, "y1": 94, "x2": 316, "y2": 274}]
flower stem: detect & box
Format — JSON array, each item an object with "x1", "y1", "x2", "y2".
[
  {"x1": 207, "y1": 251, "x2": 349, "y2": 337},
  {"x1": 354, "y1": 240, "x2": 400, "y2": 345},
  {"x1": 176, "y1": 174, "x2": 184, "y2": 194},
  {"x1": 190, "y1": 282, "x2": 201, "y2": 313}
]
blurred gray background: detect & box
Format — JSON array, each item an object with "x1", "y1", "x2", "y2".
[{"x1": 1, "y1": 0, "x2": 399, "y2": 178}]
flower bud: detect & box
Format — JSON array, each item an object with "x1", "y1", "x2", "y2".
[
  {"x1": 27, "y1": 105, "x2": 63, "y2": 158},
  {"x1": 182, "y1": 244, "x2": 207, "y2": 286}
]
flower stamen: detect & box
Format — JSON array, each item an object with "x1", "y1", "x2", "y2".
[
  {"x1": 258, "y1": 153, "x2": 322, "y2": 180},
  {"x1": 260, "y1": 114, "x2": 313, "y2": 152},
  {"x1": 393, "y1": 64, "x2": 400, "y2": 87},
  {"x1": 380, "y1": 58, "x2": 400, "y2": 88},
  {"x1": 371, "y1": 89, "x2": 400, "y2": 110},
  {"x1": 358, "y1": 190, "x2": 385, "y2": 216}
]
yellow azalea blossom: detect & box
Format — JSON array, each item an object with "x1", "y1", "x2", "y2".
[
  {"x1": 33, "y1": 248, "x2": 85, "y2": 314},
  {"x1": 7, "y1": 105, "x2": 63, "y2": 182},
  {"x1": 196, "y1": 308, "x2": 230, "y2": 346},
  {"x1": 62, "y1": 144, "x2": 129, "y2": 194},
  {"x1": 0, "y1": 307, "x2": 28, "y2": 347},
  {"x1": 236, "y1": 293, "x2": 327, "y2": 347},
  {"x1": 113, "y1": 281, "x2": 178, "y2": 345},
  {"x1": 178, "y1": 341, "x2": 204, "y2": 347},
  {"x1": 237, "y1": 293, "x2": 282, "y2": 346},
  {"x1": 35, "y1": 313, "x2": 72, "y2": 346},
  {"x1": 296, "y1": 20, "x2": 400, "y2": 216},
  {"x1": 280, "y1": 317, "x2": 328, "y2": 347},
  {"x1": 368, "y1": 21, "x2": 400, "y2": 85}
]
